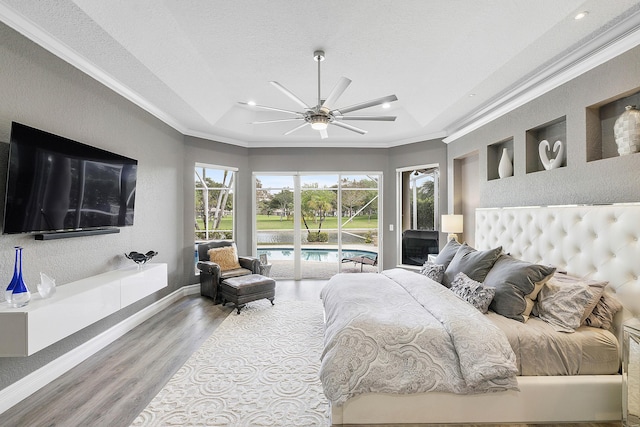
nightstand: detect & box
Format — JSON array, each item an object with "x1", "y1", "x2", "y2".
[{"x1": 623, "y1": 318, "x2": 640, "y2": 427}]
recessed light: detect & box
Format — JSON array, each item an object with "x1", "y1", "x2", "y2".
[
  {"x1": 574, "y1": 11, "x2": 589, "y2": 20},
  {"x1": 247, "y1": 100, "x2": 256, "y2": 106},
  {"x1": 469, "y1": 93, "x2": 476, "y2": 97},
  {"x1": 382, "y1": 102, "x2": 390, "y2": 109}
]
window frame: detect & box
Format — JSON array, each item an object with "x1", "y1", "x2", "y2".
[
  {"x1": 396, "y1": 163, "x2": 440, "y2": 267},
  {"x1": 194, "y1": 162, "x2": 237, "y2": 242}
]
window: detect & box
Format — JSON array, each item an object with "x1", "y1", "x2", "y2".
[
  {"x1": 194, "y1": 164, "x2": 236, "y2": 241},
  {"x1": 407, "y1": 168, "x2": 438, "y2": 230},
  {"x1": 397, "y1": 165, "x2": 439, "y2": 266}
]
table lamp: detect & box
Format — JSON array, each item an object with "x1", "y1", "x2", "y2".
[{"x1": 441, "y1": 214, "x2": 463, "y2": 242}]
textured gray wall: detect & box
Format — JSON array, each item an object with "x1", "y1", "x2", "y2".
[
  {"x1": 447, "y1": 44, "x2": 640, "y2": 208},
  {"x1": 0, "y1": 23, "x2": 185, "y2": 389}
]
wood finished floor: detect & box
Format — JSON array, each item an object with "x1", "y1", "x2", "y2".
[{"x1": 1, "y1": 279, "x2": 623, "y2": 427}]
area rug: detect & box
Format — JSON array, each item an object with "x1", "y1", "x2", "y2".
[{"x1": 131, "y1": 299, "x2": 330, "y2": 426}]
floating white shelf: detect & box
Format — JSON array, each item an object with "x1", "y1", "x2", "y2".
[{"x1": 0, "y1": 263, "x2": 167, "y2": 357}]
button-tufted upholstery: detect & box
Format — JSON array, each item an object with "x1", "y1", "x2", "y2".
[{"x1": 475, "y1": 204, "x2": 640, "y2": 325}]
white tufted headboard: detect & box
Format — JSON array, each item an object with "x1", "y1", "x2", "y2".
[{"x1": 476, "y1": 204, "x2": 640, "y2": 329}]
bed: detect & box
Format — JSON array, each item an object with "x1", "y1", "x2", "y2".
[{"x1": 320, "y1": 204, "x2": 640, "y2": 425}]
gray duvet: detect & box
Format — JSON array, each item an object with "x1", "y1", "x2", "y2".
[{"x1": 320, "y1": 268, "x2": 519, "y2": 406}]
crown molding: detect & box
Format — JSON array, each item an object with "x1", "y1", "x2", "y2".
[
  {"x1": 4, "y1": 2, "x2": 640, "y2": 149},
  {"x1": 0, "y1": 2, "x2": 188, "y2": 135},
  {"x1": 443, "y1": 8, "x2": 640, "y2": 144}
]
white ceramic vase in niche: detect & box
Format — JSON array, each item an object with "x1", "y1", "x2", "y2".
[
  {"x1": 614, "y1": 105, "x2": 640, "y2": 156},
  {"x1": 498, "y1": 148, "x2": 513, "y2": 178},
  {"x1": 538, "y1": 139, "x2": 564, "y2": 170}
]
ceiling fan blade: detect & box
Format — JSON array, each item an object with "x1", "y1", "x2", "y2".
[
  {"x1": 338, "y1": 115, "x2": 397, "y2": 121},
  {"x1": 320, "y1": 128, "x2": 328, "y2": 139},
  {"x1": 251, "y1": 118, "x2": 304, "y2": 124},
  {"x1": 270, "y1": 81, "x2": 311, "y2": 110},
  {"x1": 284, "y1": 122, "x2": 309, "y2": 136},
  {"x1": 334, "y1": 94, "x2": 398, "y2": 115},
  {"x1": 321, "y1": 77, "x2": 352, "y2": 110},
  {"x1": 238, "y1": 102, "x2": 302, "y2": 116},
  {"x1": 331, "y1": 121, "x2": 367, "y2": 135}
]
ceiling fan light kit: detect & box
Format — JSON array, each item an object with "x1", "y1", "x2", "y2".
[
  {"x1": 310, "y1": 115, "x2": 329, "y2": 130},
  {"x1": 241, "y1": 49, "x2": 398, "y2": 139}
]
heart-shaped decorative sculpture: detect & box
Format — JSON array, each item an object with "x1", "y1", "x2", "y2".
[{"x1": 538, "y1": 139, "x2": 564, "y2": 170}]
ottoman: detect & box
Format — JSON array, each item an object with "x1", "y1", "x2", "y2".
[{"x1": 219, "y1": 274, "x2": 276, "y2": 314}]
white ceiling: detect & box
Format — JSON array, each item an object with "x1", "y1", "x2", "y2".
[{"x1": 2, "y1": 0, "x2": 640, "y2": 148}]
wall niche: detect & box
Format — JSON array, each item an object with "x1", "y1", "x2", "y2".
[
  {"x1": 526, "y1": 117, "x2": 567, "y2": 173},
  {"x1": 586, "y1": 88, "x2": 640, "y2": 162},
  {"x1": 487, "y1": 137, "x2": 514, "y2": 181}
]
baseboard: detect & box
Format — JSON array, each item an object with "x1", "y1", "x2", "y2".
[{"x1": 0, "y1": 283, "x2": 201, "y2": 415}]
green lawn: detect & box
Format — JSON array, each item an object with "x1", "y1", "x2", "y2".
[
  {"x1": 196, "y1": 215, "x2": 378, "y2": 231},
  {"x1": 258, "y1": 214, "x2": 378, "y2": 230}
]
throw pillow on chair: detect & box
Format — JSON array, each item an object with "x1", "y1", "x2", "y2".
[{"x1": 207, "y1": 245, "x2": 241, "y2": 271}]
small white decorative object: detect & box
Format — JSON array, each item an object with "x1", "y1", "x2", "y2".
[
  {"x1": 37, "y1": 272, "x2": 56, "y2": 298},
  {"x1": 614, "y1": 105, "x2": 640, "y2": 156},
  {"x1": 538, "y1": 139, "x2": 564, "y2": 170},
  {"x1": 498, "y1": 147, "x2": 513, "y2": 178}
]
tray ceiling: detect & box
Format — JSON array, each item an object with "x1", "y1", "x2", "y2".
[{"x1": 1, "y1": 0, "x2": 640, "y2": 148}]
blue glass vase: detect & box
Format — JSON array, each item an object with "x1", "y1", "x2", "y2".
[
  {"x1": 7, "y1": 246, "x2": 30, "y2": 308},
  {"x1": 4, "y1": 246, "x2": 20, "y2": 304}
]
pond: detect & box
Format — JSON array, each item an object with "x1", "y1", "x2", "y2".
[{"x1": 257, "y1": 247, "x2": 377, "y2": 263}]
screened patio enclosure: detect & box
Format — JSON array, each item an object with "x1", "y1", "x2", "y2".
[{"x1": 254, "y1": 173, "x2": 381, "y2": 280}]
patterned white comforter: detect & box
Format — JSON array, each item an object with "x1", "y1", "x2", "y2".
[{"x1": 319, "y1": 268, "x2": 519, "y2": 406}]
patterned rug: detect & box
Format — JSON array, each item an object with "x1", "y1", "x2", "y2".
[{"x1": 131, "y1": 300, "x2": 330, "y2": 426}]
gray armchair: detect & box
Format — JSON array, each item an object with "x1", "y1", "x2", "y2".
[{"x1": 196, "y1": 241, "x2": 260, "y2": 302}]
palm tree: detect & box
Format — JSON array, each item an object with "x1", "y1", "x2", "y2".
[{"x1": 301, "y1": 189, "x2": 335, "y2": 242}]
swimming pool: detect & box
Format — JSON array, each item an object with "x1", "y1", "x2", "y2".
[{"x1": 257, "y1": 247, "x2": 377, "y2": 263}]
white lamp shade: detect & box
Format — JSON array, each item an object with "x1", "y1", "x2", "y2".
[{"x1": 441, "y1": 214, "x2": 463, "y2": 233}]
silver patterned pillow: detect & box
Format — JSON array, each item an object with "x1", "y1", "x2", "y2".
[
  {"x1": 419, "y1": 261, "x2": 445, "y2": 283},
  {"x1": 449, "y1": 272, "x2": 495, "y2": 313},
  {"x1": 533, "y1": 277, "x2": 595, "y2": 333}
]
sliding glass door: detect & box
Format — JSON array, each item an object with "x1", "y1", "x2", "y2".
[
  {"x1": 254, "y1": 172, "x2": 381, "y2": 280},
  {"x1": 339, "y1": 175, "x2": 380, "y2": 275}
]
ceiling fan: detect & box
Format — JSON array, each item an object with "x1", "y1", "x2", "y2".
[{"x1": 239, "y1": 50, "x2": 398, "y2": 139}]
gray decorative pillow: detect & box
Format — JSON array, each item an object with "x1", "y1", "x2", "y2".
[
  {"x1": 585, "y1": 292, "x2": 623, "y2": 330},
  {"x1": 484, "y1": 254, "x2": 556, "y2": 323},
  {"x1": 450, "y1": 272, "x2": 495, "y2": 314},
  {"x1": 442, "y1": 243, "x2": 502, "y2": 288},
  {"x1": 534, "y1": 277, "x2": 595, "y2": 333},
  {"x1": 419, "y1": 261, "x2": 445, "y2": 283},
  {"x1": 434, "y1": 239, "x2": 461, "y2": 269}
]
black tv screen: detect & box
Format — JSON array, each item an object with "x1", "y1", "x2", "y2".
[{"x1": 2, "y1": 122, "x2": 137, "y2": 234}]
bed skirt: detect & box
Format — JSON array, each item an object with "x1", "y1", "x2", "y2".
[{"x1": 330, "y1": 374, "x2": 621, "y2": 425}]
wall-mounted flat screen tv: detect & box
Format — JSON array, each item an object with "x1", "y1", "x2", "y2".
[{"x1": 2, "y1": 122, "x2": 138, "y2": 234}]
